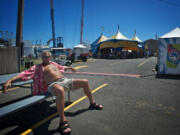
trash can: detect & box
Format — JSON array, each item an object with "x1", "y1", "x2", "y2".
[{"x1": 25, "y1": 61, "x2": 34, "y2": 68}]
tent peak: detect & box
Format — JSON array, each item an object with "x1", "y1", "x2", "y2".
[{"x1": 132, "y1": 31, "x2": 142, "y2": 42}]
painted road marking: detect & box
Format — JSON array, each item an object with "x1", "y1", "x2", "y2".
[
  {"x1": 72, "y1": 61, "x2": 83, "y2": 65},
  {"x1": 73, "y1": 65, "x2": 88, "y2": 70},
  {"x1": 72, "y1": 59, "x2": 95, "y2": 65},
  {"x1": 138, "y1": 59, "x2": 149, "y2": 67},
  {"x1": 0, "y1": 87, "x2": 19, "y2": 94},
  {"x1": 0, "y1": 84, "x2": 30, "y2": 94},
  {"x1": 20, "y1": 83, "x2": 108, "y2": 135},
  {"x1": 65, "y1": 71, "x2": 142, "y2": 78},
  {"x1": 88, "y1": 59, "x2": 96, "y2": 63},
  {"x1": 110, "y1": 61, "x2": 121, "y2": 66}
]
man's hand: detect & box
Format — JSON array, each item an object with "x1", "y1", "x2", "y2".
[
  {"x1": 3, "y1": 81, "x2": 12, "y2": 94},
  {"x1": 71, "y1": 67, "x2": 77, "y2": 72},
  {"x1": 64, "y1": 66, "x2": 77, "y2": 72}
]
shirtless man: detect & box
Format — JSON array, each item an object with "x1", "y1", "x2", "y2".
[{"x1": 3, "y1": 51, "x2": 103, "y2": 135}]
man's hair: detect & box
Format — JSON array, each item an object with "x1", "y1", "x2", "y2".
[{"x1": 42, "y1": 51, "x2": 52, "y2": 56}]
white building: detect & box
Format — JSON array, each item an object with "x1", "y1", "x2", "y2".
[{"x1": 23, "y1": 40, "x2": 34, "y2": 57}]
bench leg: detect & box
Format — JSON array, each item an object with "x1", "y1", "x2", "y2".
[
  {"x1": 65, "y1": 91, "x2": 72, "y2": 106},
  {"x1": 68, "y1": 91, "x2": 71, "y2": 102},
  {"x1": 31, "y1": 83, "x2": 33, "y2": 95}
]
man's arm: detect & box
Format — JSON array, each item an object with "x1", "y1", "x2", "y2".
[
  {"x1": 3, "y1": 74, "x2": 22, "y2": 93},
  {"x1": 64, "y1": 66, "x2": 77, "y2": 72}
]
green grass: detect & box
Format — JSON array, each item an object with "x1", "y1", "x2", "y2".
[{"x1": 20, "y1": 58, "x2": 42, "y2": 71}]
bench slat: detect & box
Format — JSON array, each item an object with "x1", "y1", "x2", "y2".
[
  {"x1": 0, "y1": 95, "x2": 45, "y2": 119},
  {"x1": 0, "y1": 80, "x2": 33, "y2": 90}
]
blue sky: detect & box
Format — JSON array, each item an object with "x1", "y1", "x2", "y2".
[{"x1": 0, "y1": 0, "x2": 180, "y2": 48}]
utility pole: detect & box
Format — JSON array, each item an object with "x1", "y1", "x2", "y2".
[
  {"x1": 155, "y1": 32, "x2": 158, "y2": 40},
  {"x1": 16, "y1": 0, "x2": 24, "y2": 72},
  {"x1": 51, "y1": 0, "x2": 56, "y2": 48},
  {"x1": 80, "y1": 0, "x2": 84, "y2": 44}
]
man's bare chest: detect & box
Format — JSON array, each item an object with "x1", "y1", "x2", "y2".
[{"x1": 43, "y1": 64, "x2": 59, "y2": 73}]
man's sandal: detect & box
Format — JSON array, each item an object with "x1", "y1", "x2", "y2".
[
  {"x1": 59, "y1": 121, "x2": 71, "y2": 135},
  {"x1": 89, "y1": 103, "x2": 103, "y2": 110}
]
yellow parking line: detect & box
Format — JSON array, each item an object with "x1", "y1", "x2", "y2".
[
  {"x1": 88, "y1": 59, "x2": 95, "y2": 63},
  {"x1": 138, "y1": 59, "x2": 149, "y2": 67},
  {"x1": 0, "y1": 87, "x2": 19, "y2": 94},
  {"x1": 71, "y1": 59, "x2": 95, "y2": 65},
  {"x1": 74, "y1": 65, "x2": 88, "y2": 70},
  {"x1": 110, "y1": 61, "x2": 121, "y2": 66},
  {"x1": 20, "y1": 83, "x2": 108, "y2": 135},
  {"x1": 72, "y1": 61, "x2": 82, "y2": 65},
  {"x1": 0, "y1": 84, "x2": 30, "y2": 94}
]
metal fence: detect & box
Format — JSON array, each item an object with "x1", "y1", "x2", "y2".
[{"x1": 0, "y1": 47, "x2": 18, "y2": 75}]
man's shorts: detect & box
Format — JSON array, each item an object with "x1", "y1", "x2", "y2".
[{"x1": 48, "y1": 77, "x2": 74, "y2": 96}]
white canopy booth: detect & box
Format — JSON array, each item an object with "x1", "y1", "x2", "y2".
[
  {"x1": 73, "y1": 44, "x2": 89, "y2": 61},
  {"x1": 158, "y1": 27, "x2": 180, "y2": 74}
]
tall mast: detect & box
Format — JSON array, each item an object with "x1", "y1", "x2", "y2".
[
  {"x1": 134, "y1": 29, "x2": 136, "y2": 37},
  {"x1": 16, "y1": 0, "x2": 24, "y2": 48},
  {"x1": 16, "y1": 0, "x2": 24, "y2": 72},
  {"x1": 80, "y1": 0, "x2": 84, "y2": 44},
  {"x1": 51, "y1": 0, "x2": 56, "y2": 47}
]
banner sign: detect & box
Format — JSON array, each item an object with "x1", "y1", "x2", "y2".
[{"x1": 158, "y1": 38, "x2": 180, "y2": 74}]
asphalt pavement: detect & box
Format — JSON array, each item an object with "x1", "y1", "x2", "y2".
[{"x1": 0, "y1": 57, "x2": 180, "y2": 135}]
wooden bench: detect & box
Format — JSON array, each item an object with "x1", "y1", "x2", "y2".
[
  {"x1": 0, "y1": 95, "x2": 46, "y2": 119},
  {"x1": 0, "y1": 79, "x2": 71, "y2": 120}
]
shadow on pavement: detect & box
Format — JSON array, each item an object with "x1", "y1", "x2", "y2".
[
  {"x1": 65, "y1": 108, "x2": 90, "y2": 117},
  {"x1": 0, "y1": 100, "x2": 56, "y2": 135},
  {"x1": 155, "y1": 74, "x2": 180, "y2": 80},
  {"x1": 0, "y1": 95, "x2": 32, "y2": 107}
]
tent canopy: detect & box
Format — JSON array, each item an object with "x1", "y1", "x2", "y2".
[
  {"x1": 74, "y1": 44, "x2": 87, "y2": 48},
  {"x1": 97, "y1": 35, "x2": 108, "y2": 44},
  {"x1": 158, "y1": 27, "x2": 180, "y2": 75},
  {"x1": 110, "y1": 31, "x2": 128, "y2": 40},
  {"x1": 160, "y1": 27, "x2": 180, "y2": 38},
  {"x1": 132, "y1": 32, "x2": 142, "y2": 42},
  {"x1": 110, "y1": 25, "x2": 128, "y2": 40},
  {"x1": 91, "y1": 34, "x2": 108, "y2": 46},
  {"x1": 99, "y1": 39, "x2": 141, "y2": 50}
]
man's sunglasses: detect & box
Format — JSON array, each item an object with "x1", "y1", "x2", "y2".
[{"x1": 42, "y1": 56, "x2": 51, "y2": 58}]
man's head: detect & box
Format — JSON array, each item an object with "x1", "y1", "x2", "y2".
[{"x1": 41, "y1": 51, "x2": 52, "y2": 64}]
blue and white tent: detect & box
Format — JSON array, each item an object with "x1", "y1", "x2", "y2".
[
  {"x1": 90, "y1": 34, "x2": 108, "y2": 56},
  {"x1": 132, "y1": 31, "x2": 142, "y2": 43}
]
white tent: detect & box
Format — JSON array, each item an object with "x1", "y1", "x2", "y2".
[
  {"x1": 160, "y1": 27, "x2": 180, "y2": 38},
  {"x1": 158, "y1": 27, "x2": 180, "y2": 74},
  {"x1": 132, "y1": 32, "x2": 142, "y2": 42},
  {"x1": 110, "y1": 30, "x2": 128, "y2": 40},
  {"x1": 73, "y1": 44, "x2": 88, "y2": 59},
  {"x1": 110, "y1": 25, "x2": 128, "y2": 40},
  {"x1": 74, "y1": 44, "x2": 87, "y2": 48}
]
